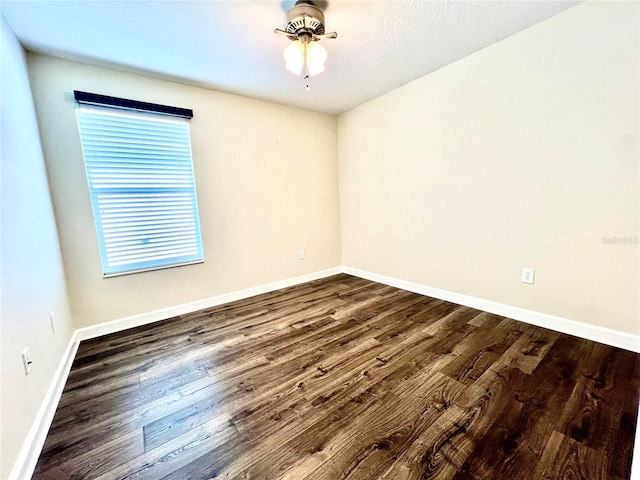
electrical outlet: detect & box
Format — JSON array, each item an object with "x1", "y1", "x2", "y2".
[
  {"x1": 22, "y1": 348, "x2": 33, "y2": 375},
  {"x1": 521, "y1": 268, "x2": 535, "y2": 284},
  {"x1": 50, "y1": 312, "x2": 55, "y2": 333},
  {"x1": 299, "y1": 249, "x2": 305, "y2": 260}
]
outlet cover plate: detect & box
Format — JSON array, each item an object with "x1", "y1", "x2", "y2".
[
  {"x1": 22, "y1": 348, "x2": 33, "y2": 375},
  {"x1": 521, "y1": 268, "x2": 535, "y2": 284}
]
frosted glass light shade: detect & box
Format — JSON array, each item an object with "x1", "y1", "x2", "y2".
[
  {"x1": 283, "y1": 40, "x2": 328, "y2": 77},
  {"x1": 284, "y1": 41, "x2": 304, "y2": 75},
  {"x1": 306, "y1": 41, "x2": 327, "y2": 76}
]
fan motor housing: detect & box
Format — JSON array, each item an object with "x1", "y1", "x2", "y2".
[{"x1": 285, "y1": 1, "x2": 326, "y2": 36}]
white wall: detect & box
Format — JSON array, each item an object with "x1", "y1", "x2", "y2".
[
  {"x1": 338, "y1": 2, "x2": 639, "y2": 334},
  {"x1": 0, "y1": 17, "x2": 75, "y2": 479},
  {"x1": 26, "y1": 54, "x2": 342, "y2": 328}
]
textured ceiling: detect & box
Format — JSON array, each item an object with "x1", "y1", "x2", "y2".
[{"x1": 1, "y1": 0, "x2": 580, "y2": 114}]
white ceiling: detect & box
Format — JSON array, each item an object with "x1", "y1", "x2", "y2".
[{"x1": 1, "y1": 0, "x2": 580, "y2": 115}]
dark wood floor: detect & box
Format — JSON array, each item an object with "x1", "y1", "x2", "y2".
[{"x1": 33, "y1": 274, "x2": 639, "y2": 480}]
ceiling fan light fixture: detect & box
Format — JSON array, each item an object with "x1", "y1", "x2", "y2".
[{"x1": 275, "y1": 0, "x2": 337, "y2": 80}]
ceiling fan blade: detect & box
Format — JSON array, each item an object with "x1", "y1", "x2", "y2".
[
  {"x1": 274, "y1": 28, "x2": 295, "y2": 38},
  {"x1": 315, "y1": 31, "x2": 337, "y2": 40}
]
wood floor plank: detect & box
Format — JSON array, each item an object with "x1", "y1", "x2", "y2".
[
  {"x1": 94, "y1": 415, "x2": 237, "y2": 480},
  {"x1": 35, "y1": 429, "x2": 145, "y2": 480},
  {"x1": 440, "y1": 321, "x2": 522, "y2": 386},
  {"x1": 534, "y1": 430, "x2": 612, "y2": 480},
  {"x1": 451, "y1": 334, "x2": 592, "y2": 479},
  {"x1": 292, "y1": 373, "x2": 468, "y2": 480},
  {"x1": 32, "y1": 274, "x2": 640, "y2": 480}
]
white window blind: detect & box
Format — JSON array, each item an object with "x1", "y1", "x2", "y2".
[{"x1": 76, "y1": 105, "x2": 203, "y2": 276}]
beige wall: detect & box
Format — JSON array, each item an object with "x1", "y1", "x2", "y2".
[
  {"x1": 338, "y1": 2, "x2": 639, "y2": 334},
  {"x1": 0, "y1": 18, "x2": 75, "y2": 479},
  {"x1": 27, "y1": 55, "x2": 341, "y2": 328}
]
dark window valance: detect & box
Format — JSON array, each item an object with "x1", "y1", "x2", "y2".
[{"x1": 74, "y1": 90, "x2": 193, "y2": 119}]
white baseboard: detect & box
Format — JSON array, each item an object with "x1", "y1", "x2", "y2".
[
  {"x1": 343, "y1": 266, "x2": 640, "y2": 353},
  {"x1": 75, "y1": 267, "x2": 343, "y2": 341},
  {"x1": 9, "y1": 335, "x2": 79, "y2": 480}
]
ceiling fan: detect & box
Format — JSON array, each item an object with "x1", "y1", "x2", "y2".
[{"x1": 274, "y1": 0, "x2": 337, "y2": 79}]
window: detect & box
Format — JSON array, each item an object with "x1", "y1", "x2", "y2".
[{"x1": 75, "y1": 91, "x2": 203, "y2": 277}]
